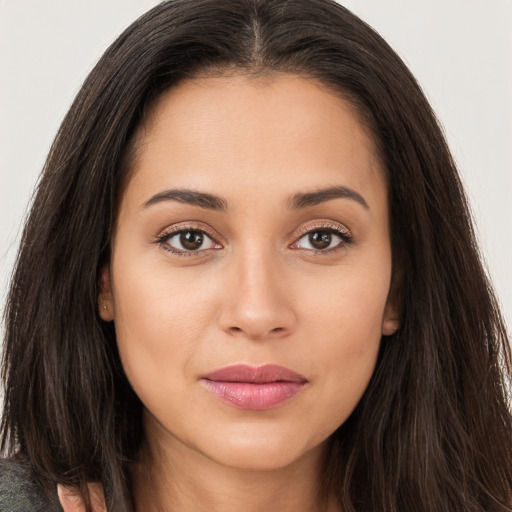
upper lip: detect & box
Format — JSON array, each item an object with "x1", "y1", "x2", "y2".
[{"x1": 202, "y1": 364, "x2": 308, "y2": 383}]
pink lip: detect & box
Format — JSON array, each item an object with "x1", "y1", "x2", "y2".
[{"x1": 201, "y1": 364, "x2": 308, "y2": 411}]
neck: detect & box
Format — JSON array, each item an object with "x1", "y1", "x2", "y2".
[{"x1": 129, "y1": 418, "x2": 340, "y2": 512}]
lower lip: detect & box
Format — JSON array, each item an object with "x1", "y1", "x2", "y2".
[{"x1": 202, "y1": 380, "x2": 305, "y2": 410}]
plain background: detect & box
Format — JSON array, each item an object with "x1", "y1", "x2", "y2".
[{"x1": 0, "y1": 0, "x2": 511, "y2": 338}]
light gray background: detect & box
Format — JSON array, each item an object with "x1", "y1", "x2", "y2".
[{"x1": 1, "y1": 0, "x2": 511, "y2": 335}]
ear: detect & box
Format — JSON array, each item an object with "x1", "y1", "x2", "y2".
[
  {"x1": 382, "y1": 300, "x2": 400, "y2": 336},
  {"x1": 98, "y1": 265, "x2": 114, "y2": 322},
  {"x1": 381, "y1": 283, "x2": 400, "y2": 336}
]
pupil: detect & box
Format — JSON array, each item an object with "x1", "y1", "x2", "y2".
[
  {"x1": 180, "y1": 231, "x2": 203, "y2": 250},
  {"x1": 309, "y1": 231, "x2": 331, "y2": 250}
]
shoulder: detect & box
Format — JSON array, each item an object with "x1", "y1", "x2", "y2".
[{"x1": 0, "y1": 458, "x2": 62, "y2": 512}]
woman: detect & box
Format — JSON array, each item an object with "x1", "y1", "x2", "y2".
[{"x1": 1, "y1": 0, "x2": 511, "y2": 511}]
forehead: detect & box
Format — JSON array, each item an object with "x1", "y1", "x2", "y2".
[{"x1": 123, "y1": 73, "x2": 386, "y2": 210}]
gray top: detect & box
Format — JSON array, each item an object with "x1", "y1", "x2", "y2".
[{"x1": 0, "y1": 458, "x2": 62, "y2": 512}]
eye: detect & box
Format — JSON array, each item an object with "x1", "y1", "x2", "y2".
[
  {"x1": 290, "y1": 225, "x2": 352, "y2": 253},
  {"x1": 156, "y1": 228, "x2": 221, "y2": 255}
]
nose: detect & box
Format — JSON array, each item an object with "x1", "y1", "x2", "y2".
[{"x1": 217, "y1": 247, "x2": 297, "y2": 341}]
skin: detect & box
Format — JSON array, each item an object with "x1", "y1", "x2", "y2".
[{"x1": 59, "y1": 73, "x2": 398, "y2": 512}]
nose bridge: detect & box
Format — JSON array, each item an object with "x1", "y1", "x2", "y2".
[{"x1": 219, "y1": 240, "x2": 295, "y2": 340}]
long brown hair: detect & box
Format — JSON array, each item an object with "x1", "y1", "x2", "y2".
[{"x1": 2, "y1": 1, "x2": 511, "y2": 510}]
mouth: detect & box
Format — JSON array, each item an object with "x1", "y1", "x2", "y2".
[{"x1": 201, "y1": 364, "x2": 308, "y2": 411}]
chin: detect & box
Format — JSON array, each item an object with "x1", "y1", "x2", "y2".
[{"x1": 198, "y1": 431, "x2": 326, "y2": 473}]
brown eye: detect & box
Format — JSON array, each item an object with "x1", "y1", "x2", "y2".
[
  {"x1": 180, "y1": 230, "x2": 204, "y2": 250},
  {"x1": 160, "y1": 229, "x2": 220, "y2": 254},
  {"x1": 291, "y1": 226, "x2": 352, "y2": 253},
  {"x1": 308, "y1": 231, "x2": 332, "y2": 250}
]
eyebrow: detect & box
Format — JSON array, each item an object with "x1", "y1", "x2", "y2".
[
  {"x1": 142, "y1": 189, "x2": 228, "y2": 211},
  {"x1": 141, "y1": 185, "x2": 369, "y2": 212},
  {"x1": 289, "y1": 186, "x2": 369, "y2": 210}
]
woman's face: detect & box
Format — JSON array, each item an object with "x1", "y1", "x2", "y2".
[{"x1": 101, "y1": 73, "x2": 397, "y2": 471}]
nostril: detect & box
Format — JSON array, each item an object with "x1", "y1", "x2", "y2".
[{"x1": 227, "y1": 326, "x2": 285, "y2": 337}]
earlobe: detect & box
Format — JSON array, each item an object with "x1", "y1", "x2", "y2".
[
  {"x1": 98, "y1": 265, "x2": 114, "y2": 322},
  {"x1": 382, "y1": 317, "x2": 399, "y2": 336},
  {"x1": 382, "y1": 298, "x2": 400, "y2": 336}
]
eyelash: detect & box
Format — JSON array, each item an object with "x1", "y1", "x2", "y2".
[
  {"x1": 153, "y1": 221, "x2": 353, "y2": 257},
  {"x1": 153, "y1": 224, "x2": 221, "y2": 257},
  {"x1": 290, "y1": 222, "x2": 353, "y2": 255}
]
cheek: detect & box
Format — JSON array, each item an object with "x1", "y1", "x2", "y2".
[
  {"x1": 295, "y1": 262, "x2": 389, "y2": 429},
  {"x1": 301, "y1": 258, "x2": 390, "y2": 348},
  {"x1": 110, "y1": 258, "x2": 219, "y2": 394},
  {"x1": 299, "y1": 318, "x2": 381, "y2": 442}
]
